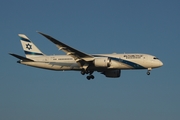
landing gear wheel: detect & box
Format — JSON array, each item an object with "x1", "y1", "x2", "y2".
[
  {"x1": 87, "y1": 76, "x2": 91, "y2": 80},
  {"x1": 91, "y1": 75, "x2": 94, "y2": 79},
  {"x1": 147, "y1": 71, "x2": 150, "y2": 75},
  {"x1": 81, "y1": 71, "x2": 85, "y2": 75},
  {"x1": 86, "y1": 75, "x2": 95, "y2": 80}
]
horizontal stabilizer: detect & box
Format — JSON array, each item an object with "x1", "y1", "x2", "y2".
[{"x1": 9, "y1": 53, "x2": 34, "y2": 62}]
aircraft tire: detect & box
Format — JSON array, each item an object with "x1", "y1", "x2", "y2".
[
  {"x1": 147, "y1": 71, "x2": 150, "y2": 75},
  {"x1": 91, "y1": 75, "x2": 94, "y2": 79},
  {"x1": 81, "y1": 71, "x2": 85, "y2": 75},
  {"x1": 87, "y1": 76, "x2": 91, "y2": 80}
]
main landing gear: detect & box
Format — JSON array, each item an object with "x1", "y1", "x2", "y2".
[
  {"x1": 86, "y1": 75, "x2": 94, "y2": 80},
  {"x1": 81, "y1": 70, "x2": 95, "y2": 80}
]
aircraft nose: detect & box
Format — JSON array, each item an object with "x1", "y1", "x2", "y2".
[{"x1": 159, "y1": 60, "x2": 163, "y2": 67}]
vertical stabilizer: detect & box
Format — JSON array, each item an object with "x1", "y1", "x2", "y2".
[{"x1": 19, "y1": 34, "x2": 44, "y2": 58}]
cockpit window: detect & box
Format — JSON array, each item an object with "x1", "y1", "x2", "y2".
[{"x1": 153, "y1": 57, "x2": 159, "y2": 59}]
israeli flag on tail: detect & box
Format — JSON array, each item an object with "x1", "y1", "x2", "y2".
[{"x1": 19, "y1": 34, "x2": 45, "y2": 58}]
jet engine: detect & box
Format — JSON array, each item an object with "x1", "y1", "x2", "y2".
[
  {"x1": 93, "y1": 57, "x2": 111, "y2": 67},
  {"x1": 102, "y1": 70, "x2": 121, "y2": 78}
]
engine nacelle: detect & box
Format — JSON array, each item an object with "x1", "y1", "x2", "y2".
[
  {"x1": 102, "y1": 70, "x2": 121, "y2": 78},
  {"x1": 94, "y1": 57, "x2": 111, "y2": 68}
]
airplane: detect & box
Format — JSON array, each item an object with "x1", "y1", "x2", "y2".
[{"x1": 9, "y1": 32, "x2": 163, "y2": 80}]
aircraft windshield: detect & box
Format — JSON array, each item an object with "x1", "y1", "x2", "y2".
[{"x1": 153, "y1": 57, "x2": 159, "y2": 60}]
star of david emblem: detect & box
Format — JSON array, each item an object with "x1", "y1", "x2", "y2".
[{"x1": 26, "y1": 43, "x2": 32, "y2": 50}]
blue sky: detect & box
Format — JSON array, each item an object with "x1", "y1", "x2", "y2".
[{"x1": 1, "y1": 0, "x2": 180, "y2": 120}]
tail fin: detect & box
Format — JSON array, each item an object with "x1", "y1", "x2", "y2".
[{"x1": 19, "y1": 34, "x2": 45, "y2": 58}]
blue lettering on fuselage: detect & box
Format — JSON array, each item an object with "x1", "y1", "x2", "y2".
[{"x1": 124, "y1": 55, "x2": 143, "y2": 59}]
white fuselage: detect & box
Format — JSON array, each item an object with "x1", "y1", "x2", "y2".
[{"x1": 19, "y1": 53, "x2": 163, "y2": 71}]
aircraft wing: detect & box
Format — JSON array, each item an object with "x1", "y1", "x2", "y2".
[{"x1": 38, "y1": 32, "x2": 94, "y2": 63}]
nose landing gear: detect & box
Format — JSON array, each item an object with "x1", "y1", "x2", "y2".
[
  {"x1": 147, "y1": 71, "x2": 150, "y2": 75},
  {"x1": 147, "y1": 68, "x2": 152, "y2": 75}
]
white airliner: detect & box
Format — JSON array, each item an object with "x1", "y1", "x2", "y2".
[{"x1": 9, "y1": 32, "x2": 163, "y2": 80}]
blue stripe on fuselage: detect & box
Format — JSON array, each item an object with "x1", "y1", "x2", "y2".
[{"x1": 92, "y1": 55, "x2": 145, "y2": 69}]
